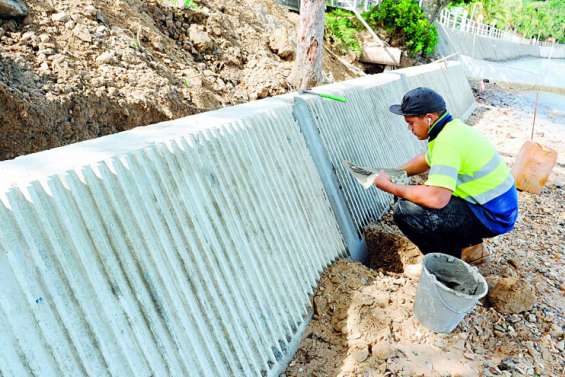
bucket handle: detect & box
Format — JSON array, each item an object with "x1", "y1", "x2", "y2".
[{"x1": 432, "y1": 278, "x2": 476, "y2": 315}]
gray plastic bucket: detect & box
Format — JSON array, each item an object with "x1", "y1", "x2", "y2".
[{"x1": 414, "y1": 253, "x2": 488, "y2": 333}]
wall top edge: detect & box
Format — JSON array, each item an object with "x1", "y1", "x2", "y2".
[{"x1": 0, "y1": 94, "x2": 296, "y2": 192}]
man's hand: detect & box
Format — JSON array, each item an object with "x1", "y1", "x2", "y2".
[
  {"x1": 374, "y1": 171, "x2": 393, "y2": 192},
  {"x1": 373, "y1": 170, "x2": 452, "y2": 209}
]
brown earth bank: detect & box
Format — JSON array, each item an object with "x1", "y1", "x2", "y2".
[
  {"x1": 284, "y1": 85, "x2": 565, "y2": 377},
  {"x1": 0, "y1": 0, "x2": 358, "y2": 160}
]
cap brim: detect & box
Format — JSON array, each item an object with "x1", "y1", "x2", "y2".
[{"x1": 389, "y1": 104, "x2": 406, "y2": 115}]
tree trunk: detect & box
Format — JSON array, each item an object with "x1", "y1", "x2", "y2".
[
  {"x1": 421, "y1": 0, "x2": 450, "y2": 22},
  {"x1": 288, "y1": 0, "x2": 325, "y2": 90}
]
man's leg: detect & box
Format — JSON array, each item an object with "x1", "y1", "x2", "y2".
[{"x1": 392, "y1": 197, "x2": 491, "y2": 258}]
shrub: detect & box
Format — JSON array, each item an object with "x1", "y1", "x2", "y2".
[
  {"x1": 325, "y1": 9, "x2": 363, "y2": 54},
  {"x1": 363, "y1": 0, "x2": 438, "y2": 57}
]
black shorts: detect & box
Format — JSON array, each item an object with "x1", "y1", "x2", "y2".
[{"x1": 392, "y1": 197, "x2": 497, "y2": 258}]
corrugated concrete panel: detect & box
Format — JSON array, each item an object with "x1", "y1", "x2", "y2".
[
  {"x1": 540, "y1": 45, "x2": 565, "y2": 59},
  {"x1": 390, "y1": 62, "x2": 476, "y2": 120},
  {"x1": 0, "y1": 98, "x2": 346, "y2": 377},
  {"x1": 437, "y1": 25, "x2": 540, "y2": 60},
  {"x1": 437, "y1": 25, "x2": 565, "y2": 61},
  {"x1": 293, "y1": 61, "x2": 475, "y2": 261}
]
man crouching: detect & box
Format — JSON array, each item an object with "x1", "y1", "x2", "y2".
[{"x1": 374, "y1": 87, "x2": 518, "y2": 265}]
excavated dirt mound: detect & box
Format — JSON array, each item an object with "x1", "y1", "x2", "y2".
[
  {"x1": 365, "y1": 222, "x2": 422, "y2": 273},
  {"x1": 0, "y1": 0, "x2": 357, "y2": 160}
]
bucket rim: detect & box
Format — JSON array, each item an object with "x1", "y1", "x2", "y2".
[{"x1": 422, "y1": 253, "x2": 488, "y2": 299}]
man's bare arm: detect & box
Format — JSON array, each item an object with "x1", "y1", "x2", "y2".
[
  {"x1": 400, "y1": 154, "x2": 429, "y2": 176},
  {"x1": 374, "y1": 173, "x2": 452, "y2": 209}
]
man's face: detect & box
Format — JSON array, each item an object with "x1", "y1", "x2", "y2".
[{"x1": 404, "y1": 115, "x2": 430, "y2": 140}]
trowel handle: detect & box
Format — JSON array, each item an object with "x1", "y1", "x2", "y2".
[{"x1": 318, "y1": 93, "x2": 348, "y2": 103}]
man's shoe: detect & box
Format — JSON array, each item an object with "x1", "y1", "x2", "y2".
[{"x1": 461, "y1": 243, "x2": 490, "y2": 265}]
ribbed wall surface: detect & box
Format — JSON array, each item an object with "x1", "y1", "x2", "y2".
[
  {"x1": 295, "y1": 61, "x2": 475, "y2": 237},
  {"x1": 0, "y1": 101, "x2": 346, "y2": 377},
  {"x1": 437, "y1": 25, "x2": 565, "y2": 60},
  {"x1": 397, "y1": 62, "x2": 476, "y2": 119}
]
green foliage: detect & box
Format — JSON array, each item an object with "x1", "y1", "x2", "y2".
[
  {"x1": 182, "y1": 0, "x2": 197, "y2": 10},
  {"x1": 363, "y1": 0, "x2": 438, "y2": 56},
  {"x1": 450, "y1": 0, "x2": 565, "y2": 43},
  {"x1": 163, "y1": 0, "x2": 198, "y2": 10},
  {"x1": 325, "y1": 9, "x2": 363, "y2": 54}
]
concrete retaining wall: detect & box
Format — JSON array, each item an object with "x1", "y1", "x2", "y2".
[
  {"x1": 0, "y1": 61, "x2": 475, "y2": 376},
  {"x1": 0, "y1": 100, "x2": 347, "y2": 377},
  {"x1": 437, "y1": 24, "x2": 565, "y2": 60}
]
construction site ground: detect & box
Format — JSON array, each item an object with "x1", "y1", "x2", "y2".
[{"x1": 285, "y1": 82, "x2": 565, "y2": 377}]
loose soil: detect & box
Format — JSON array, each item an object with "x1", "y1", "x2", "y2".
[
  {"x1": 285, "y1": 83, "x2": 565, "y2": 377},
  {"x1": 0, "y1": 0, "x2": 358, "y2": 160}
]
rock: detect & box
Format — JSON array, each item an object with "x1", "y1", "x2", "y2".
[
  {"x1": 82, "y1": 5, "x2": 97, "y2": 18},
  {"x1": 498, "y1": 357, "x2": 518, "y2": 371},
  {"x1": 189, "y1": 24, "x2": 212, "y2": 52},
  {"x1": 0, "y1": 0, "x2": 28, "y2": 18},
  {"x1": 488, "y1": 277, "x2": 536, "y2": 314},
  {"x1": 350, "y1": 347, "x2": 369, "y2": 363},
  {"x1": 73, "y1": 25, "x2": 92, "y2": 42},
  {"x1": 549, "y1": 324, "x2": 563, "y2": 338},
  {"x1": 38, "y1": 33, "x2": 50, "y2": 43},
  {"x1": 313, "y1": 295, "x2": 327, "y2": 316},
  {"x1": 151, "y1": 39, "x2": 165, "y2": 51},
  {"x1": 371, "y1": 343, "x2": 392, "y2": 360},
  {"x1": 51, "y1": 12, "x2": 69, "y2": 23},
  {"x1": 38, "y1": 48, "x2": 55, "y2": 56},
  {"x1": 268, "y1": 27, "x2": 294, "y2": 61},
  {"x1": 20, "y1": 30, "x2": 34, "y2": 42},
  {"x1": 96, "y1": 51, "x2": 115, "y2": 65}
]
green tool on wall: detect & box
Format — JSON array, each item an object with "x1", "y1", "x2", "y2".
[{"x1": 300, "y1": 89, "x2": 348, "y2": 103}]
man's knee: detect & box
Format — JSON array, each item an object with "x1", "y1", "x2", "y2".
[{"x1": 393, "y1": 199, "x2": 426, "y2": 226}]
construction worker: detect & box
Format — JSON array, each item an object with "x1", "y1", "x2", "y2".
[{"x1": 374, "y1": 87, "x2": 518, "y2": 264}]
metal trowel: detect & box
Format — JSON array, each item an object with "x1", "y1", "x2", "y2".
[{"x1": 343, "y1": 160, "x2": 408, "y2": 190}]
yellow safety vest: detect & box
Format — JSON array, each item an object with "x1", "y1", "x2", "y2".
[{"x1": 425, "y1": 118, "x2": 514, "y2": 204}]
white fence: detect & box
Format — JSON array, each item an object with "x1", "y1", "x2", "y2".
[{"x1": 438, "y1": 8, "x2": 559, "y2": 48}]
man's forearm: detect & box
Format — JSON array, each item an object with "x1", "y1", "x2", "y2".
[
  {"x1": 400, "y1": 154, "x2": 429, "y2": 176},
  {"x1": 381, "y1": 182, "x2": 451, "y2": 209}
]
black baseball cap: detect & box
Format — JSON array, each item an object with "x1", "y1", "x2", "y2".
[{"x1": 389, "y1": 87, "x2": 446, "y2": 116}]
